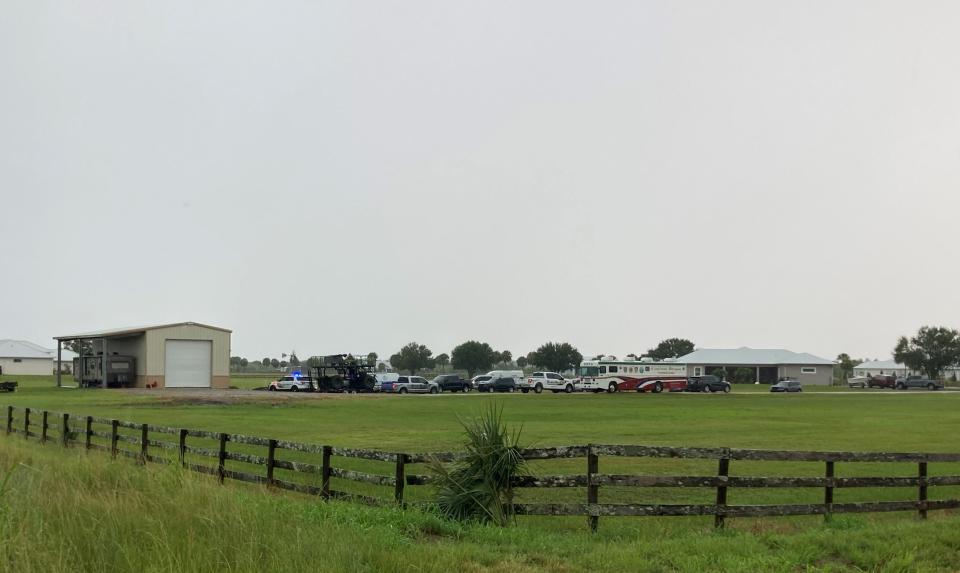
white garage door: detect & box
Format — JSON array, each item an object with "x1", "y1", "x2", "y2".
[{"x1": 165, "y1": 340, "x2": 212, "y2": 388}]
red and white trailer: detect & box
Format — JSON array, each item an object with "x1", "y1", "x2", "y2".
[{"x1": 577, "y1": 357, "x2": 687, "y2": 393}]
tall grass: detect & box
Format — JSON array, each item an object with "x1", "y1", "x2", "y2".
[{"x1": 4, "y1": 438, "x2": 960, "y2": 571}]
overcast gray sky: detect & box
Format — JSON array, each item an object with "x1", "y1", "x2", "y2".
[{"x1": 2, "y1": 1, "x2": 958, "y2": 362}]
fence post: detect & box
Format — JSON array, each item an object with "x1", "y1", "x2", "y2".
[
  {"x1": 824, "y1": 461, "x2": 835, "y2": 522},
  {"x1": 41, "y1": 411, "x2": 49, "y2": 443},
  {"x1": 217, "y1": 433, "x2": 228, "y2": 484},
  {"x1": 85, "y1": 416, "x2": 93, "y2": 450},
  {"x1": 918, "y1": 462, "x2": 928, "y2": 520},
  {"x1": 715, "y1": 457, "x2": 730, "y2": 528},
  {"x1": 61, "y1": 413, "x2": 70, "y2": 447},
  {"x1": 266, "y1": 439, "x2": 277, "y2": 487},
  {"x1": 140, "y1": 423, "x2": 149, "y2": 464},
  {"x1": 394, "y1": 453, "x2": 406, "y2": 506},
  {"x1": 6, "y1": 406, "x2": 12, "y2": 435},
  {"x1": 24, "y1": 407, "x2": 30, "y2": 439},
  {"x1": 321, "y1": 445, "x2": 332, "y2": 500},
  {"x1": 179, "y1": 429, "x2": 187, "y2": 466},
  {"x1": 110, "y1": 419, "x2": 119, "y2": 458},
  {"x1": 587, "y1": 445, "x2": 599, "y2": 533}
]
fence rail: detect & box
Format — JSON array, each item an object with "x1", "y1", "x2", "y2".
[{"x1": 3, "y1": 404, "x2": 959, "y2": 531}]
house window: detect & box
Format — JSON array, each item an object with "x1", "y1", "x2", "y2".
[
  {"x1": 694, "y1": 367, "x2": 702, "y2": 376},
  {"x1": 801, "y1": 367, "x2": 816, "y2": 374},
  {"x1": 13, "y1": 359, "x2": 22, "y2": 363}
]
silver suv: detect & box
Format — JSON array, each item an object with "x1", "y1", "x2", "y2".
[{"x1": 392, "y1": 375, "x2": 439, "y2": 394}]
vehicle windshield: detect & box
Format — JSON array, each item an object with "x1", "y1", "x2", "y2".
[{"x1": 578, "y1": 366, "x2": 599, "y2": 377}]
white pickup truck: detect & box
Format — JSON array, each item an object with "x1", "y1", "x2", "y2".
[{"x1": 525, "y1": 372, "x2": 577, "y2": 393}]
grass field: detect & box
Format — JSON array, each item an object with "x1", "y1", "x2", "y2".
[{"x1": 2, "y1": 374, "x2": 960, "y2": 572}]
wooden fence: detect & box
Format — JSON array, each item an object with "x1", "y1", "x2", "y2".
[{"x1": 4, "y1": 404, "x2": 960, "y2": 531}]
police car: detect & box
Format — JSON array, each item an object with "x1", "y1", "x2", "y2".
[{"x1": 268, "y1": 373, "x2": 314, "y2": 392}]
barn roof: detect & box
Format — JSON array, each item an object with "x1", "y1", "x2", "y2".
[{"x1": 55, "y1": 322, "x2": 231, "y2": 340}]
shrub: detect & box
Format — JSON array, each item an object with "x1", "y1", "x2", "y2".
[{"x1": 429, "y1": 405, "x2": 526, "y2": 526}]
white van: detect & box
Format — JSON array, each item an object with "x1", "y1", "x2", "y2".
[{"x1": 483, "y1": 370, "x2": 526, "y2": 390}]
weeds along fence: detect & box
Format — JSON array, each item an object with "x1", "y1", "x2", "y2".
[{"x1": 4, "y1": 404, "x2": 960, "y2": 531}]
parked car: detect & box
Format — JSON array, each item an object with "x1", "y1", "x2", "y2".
[
  {"x1": 846, "y1": 376, "x2": 869, "y2": 388},
  {"x1": 431, "y1": 374, "x2": 471, "y2": 392},
  {"x1": 895, "y1": 375, "x2": 943, "y2": 391},
  {"x1": 771, "y1": 379, "x2": 802, "y2": 393},
  {"x1": 685, "y1": 375, "x2": 731, "y2": 393},
  {"x1": 374, "y1": 373, "x2": 400, "y2": 392},
  {"x1": 484, "y1": 370, "x2": 527, "y2": 391},
  {"x1": 269, "y1": 375, "x2": 314, "y2": 392},
  {"x1": 387, "y1": 375, "x2": 438, "y2": 394},
  {"x1": 867, "y1": 375, "x2": 897, "y2": 389},
  {"x1": 470, "y1": 375, "x2": 492, "y2": 389},
  {"x1": 477, "y1": 376, "x2": 518, "y2": 393},
  {"x1": 526, "y1": 371, "x2": 576, "y2": 394}
]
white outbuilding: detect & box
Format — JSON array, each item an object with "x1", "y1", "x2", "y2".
[{"x1": 0, "y1": 340, "x2": 77, "y2": 376}]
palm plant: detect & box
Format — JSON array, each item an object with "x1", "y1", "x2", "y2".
[{"x1": 429, "y1": 405, "x2": 526, "y2": 526}]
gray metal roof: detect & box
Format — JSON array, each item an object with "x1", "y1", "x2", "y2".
[
  {"x1": 0, "y1": 339, "x2": 77, "y2": 360},
  {"x1": 55, "y1": 321, "x2": 232, "y2": 340},
  {"x1": 678, "y1": 347, "x2": 833, "y2": 366},
  {"x1": 855, "y1": 360, "x2": 904, "y2": 370}
]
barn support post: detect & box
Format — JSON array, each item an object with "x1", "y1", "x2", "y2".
[
  {"x1": 321, "y1": 446, "x2": 332, "y2": 500},
  {"x1": 394, "y1": 453, "x2": 406, "y2": 506},
  {"x1": 714, "y1": 457, "x2": 730, "y2": 528},
  {"x1": 824, "y1": 461, "x2": 835, "y2": 522},
  {"x1": 102, "y1": 339, "x2": 109, "y2": 389},
  {"x1": 919, "y1": 462, "x2": 928, "y2": 520},
  {"x1": 587, "y1": 445, "x2": 599, "y2": 533},
  {"x1": 41, "y1": 411, "x2": 48, "y2": 443},
  {"x1": 110, "y1": 419, "x2": 119, "y2": 458},
  {"x1": 56, "y1": 342, "x2": 62, "y2": 388},
  {"x1": 84, "y1": 416, "x2": 93, "y2": 450},
  {"x1": 61, "y1": 413, "x2": 70, "y2": 447},
  {"x1": 6, "y1": 406, "x2": 12, "y2": 435},
  {"x1": 266, "y1": 439, "x2": 277, "y2": 487},
  {"x1": 217, "y1": 433, "x2": 228, "y2": 484},
  {"x1": 23, "y1": 408, "x2": 30, "y2": 439},
  {"x1": 139, "y1": 423, "x2": 149, "y2": 464}
]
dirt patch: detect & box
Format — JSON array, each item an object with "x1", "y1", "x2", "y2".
[{"x1": 117, "y1": 388, "x2": 389, "y2": 407}]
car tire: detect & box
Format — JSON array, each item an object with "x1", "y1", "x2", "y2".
[
  {"x1": 565, "y1": 384, "x2": 573, "y2": 394},
  {"x1": 896, "y1": 383, "x2": 905, "y2": 390},
  {"x1": 430, "y1": 387, "x2": 438, "y2": 394},
  {"x1": 507, "y1": 387, "x2": 515, "y2": 393},
  {"x1": 268, "y1": 386, "x2": 276, "y2": 391},
  {"x1": 928, "y1": 383, "x2": 936, "y2": 391},
  {"x1": 652, "y1": 382, "x2": 663, "y2": 394},
  {"x1": 703, "y1": 386, "x2": 711, "y2": 393},
  {"x1": 607, "y1": 382, "x2": 617, "y2": 393},
  {"x1": 464, "y1": 385, "x2": 471, "y2": 392},
  {"x1": 534, "y1": 384, "x2": 543, "y2": 394},
  {"x1": 399, "y1": 388, "x2": 408, "y2": 394},
  {"x1": 723, "y1": 385, "x2": 731, "y2": 393},
  {"x1": 290, "y1": 386, "x2": 299, "y2": 392}
]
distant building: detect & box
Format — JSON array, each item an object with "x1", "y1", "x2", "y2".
[
  {"x1": 678, "y1": 347, "x2": 835, "y2": 385},
  {"x1": 854, "y1": 360, "x2": 960, "y2": 380},
  {"x1": 0, "y1": 340, "x2": 77, "y2": 375}
]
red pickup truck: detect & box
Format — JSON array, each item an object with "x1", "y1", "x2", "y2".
[{"x1": 867, "y1": 375, "x2": 896, "y2": 389}]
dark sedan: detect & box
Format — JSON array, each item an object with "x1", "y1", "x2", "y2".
[
  {"x1": 477, "y1": 376, "x2": 517, "y2": 393},
  {"x1": 685, "y1": 375, "x2": 731, "y2": 393},
  {"x1": 771, "y1": 379, "x2": 802, "y2": 393}
]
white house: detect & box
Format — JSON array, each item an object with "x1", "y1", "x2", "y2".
[
  {"x1": 678, "y1": 347, "x2": 835, "y2": 385},
  {"x1": 0, "y1": 340, "x2": 77, "y2": 376}
]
